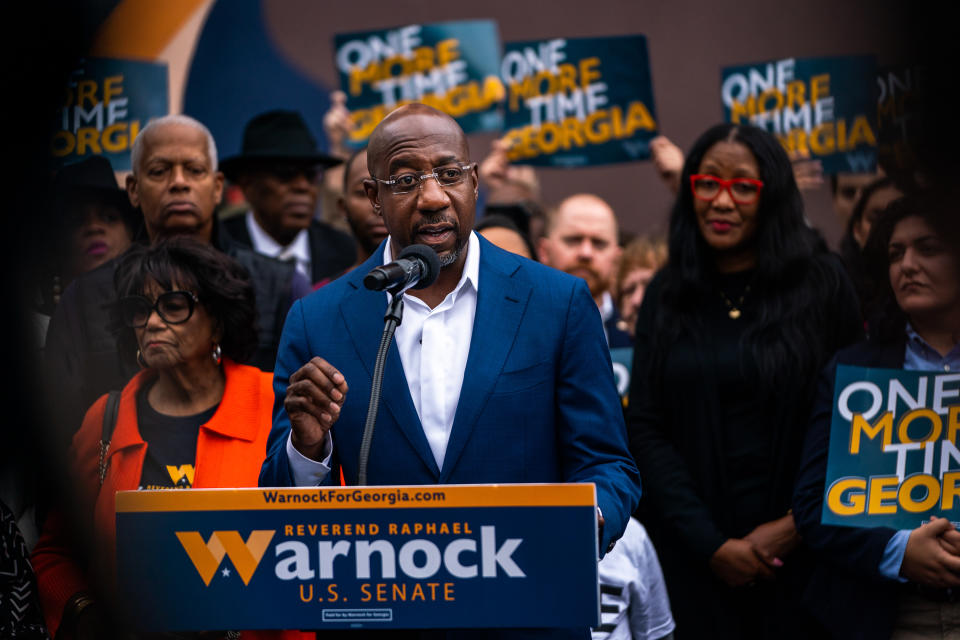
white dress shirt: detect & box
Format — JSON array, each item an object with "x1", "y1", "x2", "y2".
[
  {"x1": 245, "y1": 211, "x2": 312, "y2": 280},
  {"x1": 285, "y1": 232, "x2": 480, "y2": 483},
  {"x1": 385, "y1": 232, "x2": 480, "y2": 470},
  {"x1": 599, "y1": 291, "x2": 616, "y2": 346}
]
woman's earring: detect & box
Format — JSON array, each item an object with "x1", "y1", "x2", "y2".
[
  {"x1": 136, "y1": 349, "x2": 147, "y2": 368},
  {"x1": 212, "y1": 343, "x2": 222, "y2": 365}
]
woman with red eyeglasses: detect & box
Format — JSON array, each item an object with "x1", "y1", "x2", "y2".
[{"x1": 627, "y1": 123, "x2": 862, "y2": 638}]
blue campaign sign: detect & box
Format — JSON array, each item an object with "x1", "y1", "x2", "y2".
[
  {"x1": 877, "y1": 64, "x2": 924, "y2": 176},
  {"x1": 51, "y1": 57, "x2": 168, "y2": 172},
  {"x1": 501, "y1": 35, "x2": 658, "y2": 167},
  {"x1": 333, "y1": 20, "x2": 504, "y2": 145},
  {"x1": 821, "y1": 366, "x2": 960, "y2": 529},
  {"x1": 116, "y1": 484, "x2": 599, "y2": 631},
  {"x1": 721, "y1": 55, "x2": 877, "y2": 174}
]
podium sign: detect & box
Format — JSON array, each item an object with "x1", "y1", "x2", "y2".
[{"x1": 116, "y1": 484, "x2": 599, "y2": 631}]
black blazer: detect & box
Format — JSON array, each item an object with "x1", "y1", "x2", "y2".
[
  {"x1": 793, "y1": 337, "x2": 907, "y2": 640},
  {"x1": 221, "y1": 214, "x2": 355, "y2": 285}
]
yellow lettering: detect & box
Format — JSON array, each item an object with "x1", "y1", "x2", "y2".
[
  {"x1": 868, "y1": 476, "x2": 900, "y2": 514},
  {"x1": 809, "y1": 123, "x2": 835, "y2": 156},
  {"x1": 949, "y1": 406, "x2": 960, "y2": 444},
  {"x1": 758, "y1": 88, "x2": 784, "y2": 114},
  {"x1": 899, "y1": 474, "x2": 941, "y2": 512},
  {"x1": 850, "y1": 411, "x2": 893, "y2": 454},
  {"x1": 898, "y1": 408, "x2": 943, "y2": 444},
  {"x1": 436, "y1": 39, "x2": 459, "y2": 66},
  {"x1": 77, "y1": 80, "x2": 97, "y2": 108},
  {"x1": 103, "y1": 74, "x2": 123, "y2": 104},
  {"x1": 811, "y1": 73, "x2": 830, "y2": 102},
  {"x1": 349, "y1": 63, "x2": 380, "y2": 97},
  {"x1": 623, "y1": 101, "x2": 657, "y2": 136},
  {"x1": 942, "y1": 472, "x2": 960, "y2": 510},
  {"x1": 412, "y1": 583, "x2": 425, "y2": 601},
  {"x1": 730, "y1": 97, "x2": 756, "y2": 124},
  {"x1": 785, "y1": 80, "x2": 806, "y2": 110},
  {"x1": 563, "y1": 116, "x2": 584, "y2": 149},
  {"x1": 557, "y1": 64, "x2": 577, "y2": 95},
  {"x1": 76, "y1": 127, "x2": 102, "y2": 155},
  {"x1": 846, "y1": 115, "x2": 877, "y2": 148},
  {"x1": 413, "y1": 46, "x2": 435, "y2": 73},
  {"x1": 826, "y1": 477, "x2": 866, "y2": 516},
  {"x1": 579, "y1": 57, "x2": 602, "y2": 88}
]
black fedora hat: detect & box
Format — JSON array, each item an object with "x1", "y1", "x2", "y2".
[{"x1": 220, "y1": 110, "x2": 342, "y2": 179}]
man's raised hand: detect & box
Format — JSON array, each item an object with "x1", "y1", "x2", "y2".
[{"x1": 285, "y1": 357, "x2": 349, "y2": 460}]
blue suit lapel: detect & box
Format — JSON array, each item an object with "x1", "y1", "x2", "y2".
[
  {"x1": 339, "y1": 251, "x2": 440, "y2": 479},
  {"x1": 440, "y1": 241, "x2": 531, "y2": 482}
]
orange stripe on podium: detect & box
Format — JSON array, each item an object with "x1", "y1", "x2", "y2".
[{"x1": 116, "y1": 483, "x2": 597, "y2": 513}]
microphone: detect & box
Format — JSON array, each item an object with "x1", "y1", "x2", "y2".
[{"x1": 363, "y1": 244, "x2": 441, "y2": 294}]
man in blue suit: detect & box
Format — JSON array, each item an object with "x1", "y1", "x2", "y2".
[{"x1": 259, "y1": 104, "x2": 640, "y2": 574}]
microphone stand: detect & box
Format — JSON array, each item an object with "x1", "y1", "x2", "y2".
[{"x1": 357, "y1": 289, "x2": 405, "y2": 486}]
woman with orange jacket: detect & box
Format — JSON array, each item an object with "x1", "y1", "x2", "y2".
[{"x1": 32, "y1": 238, "x2": 313, "y2": 640}]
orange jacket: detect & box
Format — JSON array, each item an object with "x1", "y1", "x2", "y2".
[{"x1": 32, "y1": 360, "x2": 311, "y2": 639}]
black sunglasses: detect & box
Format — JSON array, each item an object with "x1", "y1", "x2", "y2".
[{"x1": 119, "y1": 291, "x2": 199, "y2": 328}]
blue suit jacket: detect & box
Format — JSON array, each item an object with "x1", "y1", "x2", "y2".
[{"x1": 260, "y1": 235, "x2": 641, "y2": 555}]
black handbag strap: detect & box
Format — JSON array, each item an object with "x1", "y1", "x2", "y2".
[{"x1": 98, "y1": 390, "x2": 122, "y2": 486}]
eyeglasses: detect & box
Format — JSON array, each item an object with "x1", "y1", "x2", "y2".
[
  {"x1": 119, "y1": 291, "x2": 199, "y2": 328},
  {"x1": 373, "y1": 163, "x2": 475, "y2": 195},
  {"x1": 690, "y1": 174, "x2": 764, "y2": 205}
]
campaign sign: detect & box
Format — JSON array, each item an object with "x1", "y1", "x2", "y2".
[
  {"x1": 877, "y1": 64, "x2": 924, "y2": 176},
  {"x1": 610, "y1": 347, "x2": 633, "y2": 407},
  {"x1": 116, "y1": 484, "x2": 599, "y2": 631},
  {"x1": 334, "y1": 20, "x2": 504, "y2": 145},
  {"x1": 51, "y1": 57, "x2": 168, "y2": 171},
  {"x1": 501, "y1": 35, "x2": 658, "y2": 167},
  {"x1": 821, "y1": 366, "x2": 960, "y2": 529},
  {"x1": 721, "y1": 55, "x2": 877, "y2": 174}
]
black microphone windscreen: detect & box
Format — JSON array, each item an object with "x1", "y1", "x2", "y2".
[{"x1": 399, "y1": 244, "x2": 441, "y2": 289}]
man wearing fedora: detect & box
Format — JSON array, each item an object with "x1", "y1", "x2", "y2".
[{"x1": 221, "y1": 110, "x2": 355, "y2": 285}]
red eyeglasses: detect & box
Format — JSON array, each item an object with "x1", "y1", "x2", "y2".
[{"x1": 690, "y1": 174, "x2": 764, "y2": 205}]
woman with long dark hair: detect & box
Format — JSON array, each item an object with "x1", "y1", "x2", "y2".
[
  {"x1": 627, "y1": 123, "x2": 862, "y2": 637},
  {"x1": 794, "y1": 192, "x2": 960, "y2": 639}
]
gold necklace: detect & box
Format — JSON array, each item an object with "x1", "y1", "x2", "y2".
[{"x1": 719, "y1": 284, "x2": 751, "y2": 319}]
